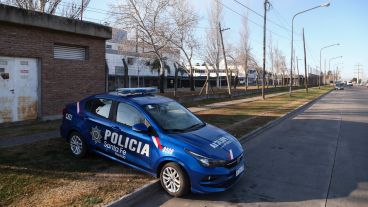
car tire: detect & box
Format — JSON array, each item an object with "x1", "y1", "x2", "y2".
[
  {"x1": 68, "y1": 132, "x2": 87, "y2": 158},
  {"x1": 160, "y1": 162, "x2": 190, "y2": 197}
]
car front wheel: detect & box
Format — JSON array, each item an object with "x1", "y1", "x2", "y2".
[
  {"x1": 69, "y1": 132, "x2": 87, "y2": 158},
  {"x1": 160, "y1": 162, "x2": 190, "y2": 197}
]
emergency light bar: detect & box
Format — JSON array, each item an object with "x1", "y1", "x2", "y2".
[{"x1": 116, "y1": 88, "x2": 157, "y2": 95}]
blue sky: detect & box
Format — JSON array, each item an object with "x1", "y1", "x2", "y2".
[{"x1": 84, "y1": 0, "x2": 368, "y2": 81}]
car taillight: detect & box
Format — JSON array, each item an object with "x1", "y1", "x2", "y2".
[{"x1": 62, "y1": 108, "x2": 67, "y2": 116}]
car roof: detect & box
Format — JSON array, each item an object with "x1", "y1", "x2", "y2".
[{"x1": 92, "y1": 92, "x2": 174, "y2": 106}]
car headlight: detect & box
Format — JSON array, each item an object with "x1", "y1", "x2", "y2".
[{"x1": 185, "y1": 149, "x2": 227, "y2": 168}]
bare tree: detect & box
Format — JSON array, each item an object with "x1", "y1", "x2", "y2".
[
  {"x1": 170, "y1": 0, "x2": 199, "y2": 92},
  {"x1": 112, "y1": 0, "x2": 177, "y2": 93},
  {"x1": 204, "y1": 0, "x2": 223, "y2": 88},
  {"x1": 3, "y1": 0, "x2": 90, "y2": 19},
  {"x1": 227, "y1": 44, "x2": 240, "y2": 89},
  {"x1": 60, "y1": 0, "x2": 91, "y2": 19},
  {"x1": 3, "y1": 0, "x2": 61, "y2": 13},
  {"x1": 268, "y1": 32, "x2": 276, "y2": 87},
  {"x1": 238, "y1": 13, "x2": 251, "y2": 91},
  {"x1": 274, "y1": 46, "x2": 286, "y2": 86}
]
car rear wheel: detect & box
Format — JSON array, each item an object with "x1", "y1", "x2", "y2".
[
  {"x1": 69, "y1": 132, "x2": 87, "y2": 158},
  {"x1": 160, "y1": 162, "x2": 190, "y2": 197}
]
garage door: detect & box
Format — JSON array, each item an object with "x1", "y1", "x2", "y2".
[{"x1": 0, "y1": 57, "x2": 38, "y2": 123}]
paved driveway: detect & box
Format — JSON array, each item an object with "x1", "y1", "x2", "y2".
[{"x1": 131, "y1": 86, "x2": 368, "y2": 207}]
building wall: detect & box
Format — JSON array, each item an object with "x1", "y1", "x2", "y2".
[
  {"x1": 106, "y1": 41, "x2": 180, "y2": 78},
  {"x1": 0, "y1": 23, "x2": 107, "y2": 117}
]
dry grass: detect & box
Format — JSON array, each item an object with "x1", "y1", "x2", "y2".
[
  {"x1": 0, "y1": 120, "x2": 61, "y2": 137},
  {"x1": 0, "y1": 138, "x2": 153, "y2": 207},
  {"x1": 197, "y1": 86, "x2": 332, "y2": 138}
]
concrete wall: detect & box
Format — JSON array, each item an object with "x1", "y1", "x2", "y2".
[{"x1": 0, "y1": 4, "x2": 111, "y2": 39}]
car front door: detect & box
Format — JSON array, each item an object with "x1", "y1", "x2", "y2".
[{"x1": 107, "y1": 101, "x2": 156, "y2": 172}]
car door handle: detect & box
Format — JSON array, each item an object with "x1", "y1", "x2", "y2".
[{"x1": 111, "y1": 126, "x2": 120, "y2": 131}]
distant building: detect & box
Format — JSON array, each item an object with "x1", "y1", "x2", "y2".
[
  {"x1": 190, "y1": 62, "x2": 258, "y2": 87},
  {"x1": 105, "y1": 29, "x2": 182, "y2": 91},
  {"x1": 0, "y1": 4, "x2": 111, "y2": 123}
]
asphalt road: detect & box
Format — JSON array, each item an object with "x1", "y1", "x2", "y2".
[{"x1": 131, "y1": 86, "x2": 368, "y2": 207}]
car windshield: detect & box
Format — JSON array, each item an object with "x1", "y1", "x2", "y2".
[{"x1": 144, "y1": 101, "x2": 205, "y2": 133}]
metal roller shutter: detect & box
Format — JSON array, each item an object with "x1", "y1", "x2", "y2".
[{"x1": 53, "y1": 44, "x2": 86, "y2": 60}]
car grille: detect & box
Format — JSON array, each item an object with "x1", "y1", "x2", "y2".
[{"x1": 225, "y1": 153, "x2": 243, "y2": 169}]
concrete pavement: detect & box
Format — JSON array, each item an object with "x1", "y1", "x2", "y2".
[{"x1": 130, "y1": 86, "x2": 368, "y2": 207}]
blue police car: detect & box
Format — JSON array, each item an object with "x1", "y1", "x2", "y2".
[{"x1": 60, "y1": 88, "x2": 245, "y2": 196}]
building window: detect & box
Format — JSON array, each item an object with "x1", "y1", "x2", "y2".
[
  {"x1": 106, "y1": 44, "x2": 112, "y2": 49},
  {"x1": 127, "y1": 57, "x2": 134, "y2": 65},
  {"x1": 53, "y1": 44, "x2": 87, "y2": 60}
]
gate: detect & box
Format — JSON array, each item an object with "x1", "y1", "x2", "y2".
[{"x1": 0, "y1": 57, "x2": 38, "y2": 123}]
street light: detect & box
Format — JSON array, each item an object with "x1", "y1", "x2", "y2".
[
  {"x1": 320, "y1": 43, "x2": 340, "y2": 86},
  {"x1": 290, "y1": 2, "x2": 330, "y2": 96},
  {"x1": 328, "y1": 56, "x2": 343, "y2": 83}
]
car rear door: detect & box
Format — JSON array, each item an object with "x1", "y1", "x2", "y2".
[{"x1": 82, "y1": 98, "x2": 115, "y2": 153}]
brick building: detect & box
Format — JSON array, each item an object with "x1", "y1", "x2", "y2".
[{"x1": 0, "y1": 4, "x2": 111, "y2": 123}]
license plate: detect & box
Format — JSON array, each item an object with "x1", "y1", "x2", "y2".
[{"x1": 236, "y1": 164, "x2": 244, "y2": 176}]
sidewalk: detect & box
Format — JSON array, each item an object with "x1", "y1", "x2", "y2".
[{"x1": 0, "y1": 90, "x2": 297, "y2": 148}]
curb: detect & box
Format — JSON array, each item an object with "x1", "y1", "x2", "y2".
[
  {"x1": 239, "y1": 89, "x2": 333, "y2": 144},
  {"x1": 106, "y1": 88, "x2": 332, "y2": 207},
  {"x1": 107, "y1": 179, "x2": 161, "y2": 207}
]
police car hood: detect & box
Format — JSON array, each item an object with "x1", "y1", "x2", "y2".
[{"x1": 170, "y1": 124, "x2": 243, "y2": 160}]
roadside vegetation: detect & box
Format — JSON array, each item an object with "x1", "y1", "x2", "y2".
[
  {"x1": 0, "y1": 86, "x2": 331, "y2": 206},
  {"x1": 197, "y1": 86, "x2": 332, "y2": 138}
]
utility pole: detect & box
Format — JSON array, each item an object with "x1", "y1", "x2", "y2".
[
  {"x1": 81, "y1": 0, "x2": 84, "y2": 21},
  {"x1": 262, "y1": 0, "x2": 270, "y2": 100},
  {"x1": 302, "y1": 28, "x2": 308, "y2": 93},
  {"x1": 219, "y1": 22, "x2": 231, "y2": 96},
  {"x1": 317, "y1": 65, "x2": 320, "y2": 89},
  {"x1": 355, "y1": 64, "x2": 363, "y2": 84}
]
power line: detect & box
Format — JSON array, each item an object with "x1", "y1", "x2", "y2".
[
  {"x1": 215, "y1": 0, "x2": 291, "y2": 41},
  {"x1": 233, "y1": 0, "x2": 292, "y2": 33}
]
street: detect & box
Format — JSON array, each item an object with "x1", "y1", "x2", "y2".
[{"x1": 131, "y1": 86, "x2": 368, "y2": 207}]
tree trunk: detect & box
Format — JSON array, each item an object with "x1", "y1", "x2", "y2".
[
  {"x1": 122, "y1": 58, "x2": 129, "y2": 88},
  {"x1": 159, "y1": 59, "x2": 165, "y2": 93},
  {"x1": 245, "y1": 73, "x2": 248, "y2": 91},
  {"x1": 233, "y1": 72, "x2": 238, "y2": 89},
  {"x1": 189, "y1": 63, "x2": 195, "y2": 91},
  {"x1": 174, "y1": 63, "x2": 178, "y2": 97}
]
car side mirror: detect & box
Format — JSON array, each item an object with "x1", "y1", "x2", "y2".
[{"x1": 132, "y1": 123, "x2": 149, "y2": 133}]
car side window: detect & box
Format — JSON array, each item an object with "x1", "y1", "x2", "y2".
[
  {"x1": 116, "y1": 102, "x2": 149, "y2": 127},
  {"x1": 86, "y1": 98, "x2": 112, "y2": 119}
]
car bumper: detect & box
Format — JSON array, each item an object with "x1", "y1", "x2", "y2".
[{"x1": 187, "y1": 157, "x2": 246, "y2": 194}]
